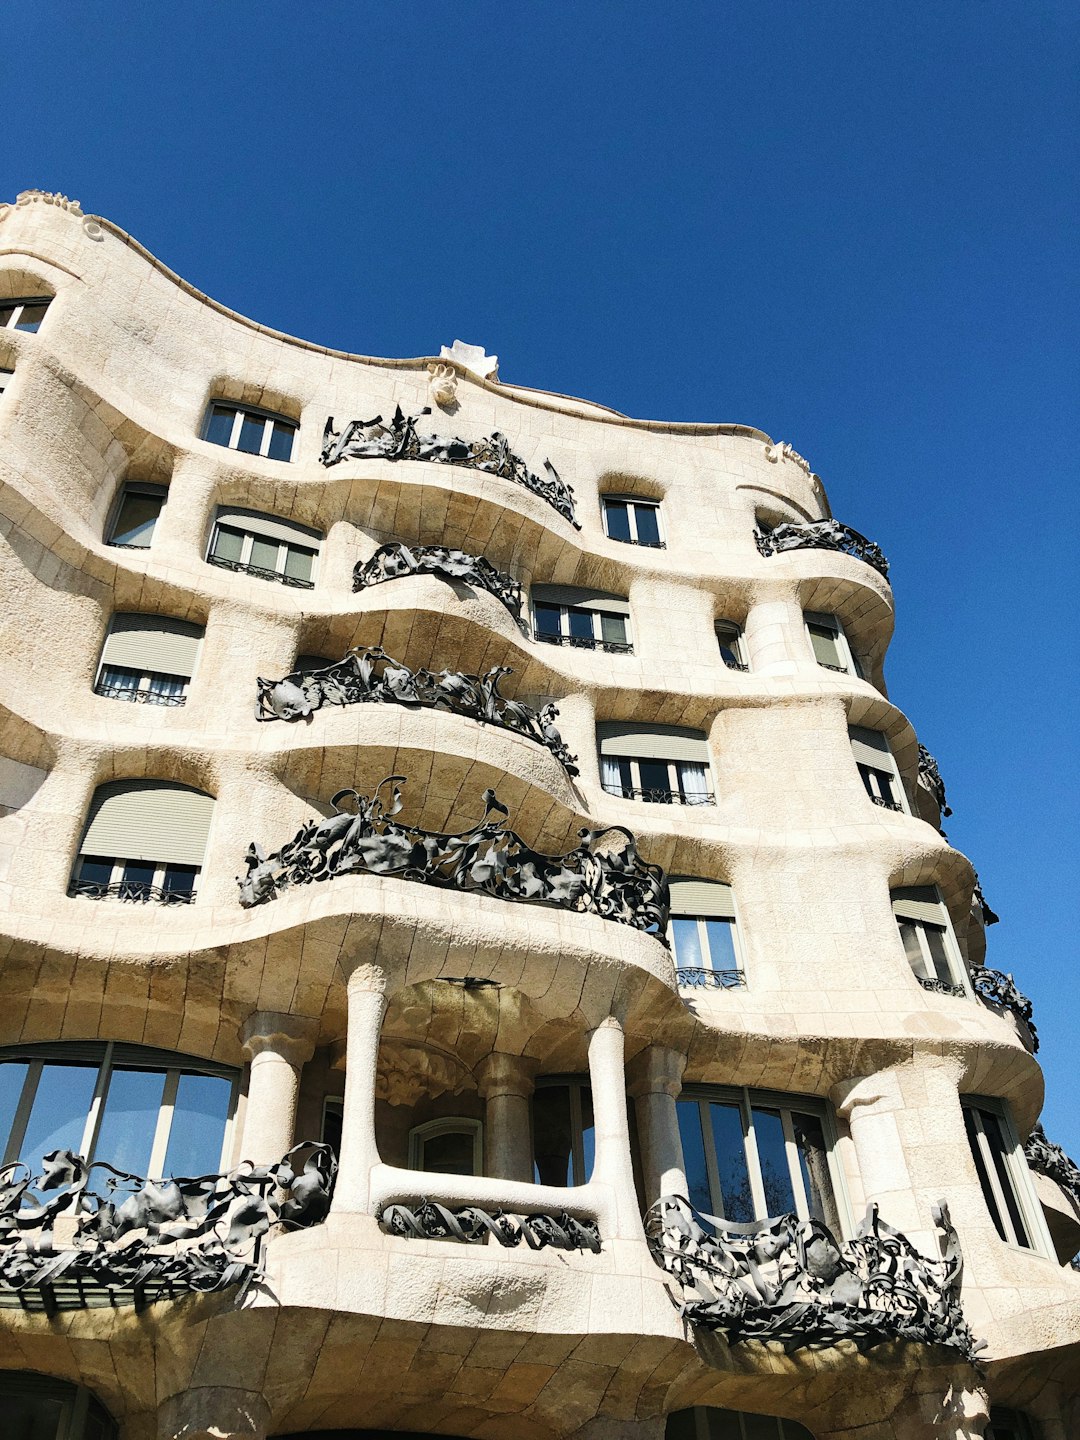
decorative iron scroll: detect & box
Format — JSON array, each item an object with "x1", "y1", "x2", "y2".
[
  {"x1": 972, "y1": 872, "x2": 999, "y2": 926},
  {"x1": 256, "y1": 646, "x2": 578, "y2": 776},
  {"x1": 379, "y1": 1199, "x2": 601, "y2": 1252},
  {"x1": 353, "y1": 542, "x2": 524, "y2": 621},
  {"x1": 970, "y1": 966, "x2": 1038, "y2": 1052},
  {"x1": 322, "y1": 407, "x2": 579, "y2": 529},
  {"x1": 67, "y1": 879, "x2": 196, "y2": 906},
  {"x1": 755, "y1": 521, "x2": 890, "y2": 580},
  {"x1": 1024, "y1": 1124, "x2": 1080, "y2": 1207},
  {"x1": 93, "y1": 681, "x2": 187, "y2": 707},
  {"x1": 238, "y1": 775, "x2": 670, "y2": 943},
  {"x1": 918, "y1": 744, "x2": 952, "y2": 818},
  {"x1": 645, "y1": 1193, "x2": 982, "y2": 1362},
  {"x1": 206, "y1": 554, "x2": 314, "y2": 589},
  {"x1": 676, "y1": 968, "x2": 745, "y2": 990},
  {"x1": 0, "y1": 1143, "x2": 335, "y2": 1312},
  {"x1": 918, "y1": 976, "x2": 967, "y2": 999}
]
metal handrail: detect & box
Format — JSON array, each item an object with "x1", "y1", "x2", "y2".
[
  {"x1": 535, "y1": 631, "x2": 634, "y2": 655},
  {"x1": 67, "y1": 880, "x2": 196, "y2": 905},
  {"x1": 677, "y1": 968, "x2": 746, "y2": 990},
  {"x1": 601, "y1": 784, "x2": 716, "y2": 806},
  {"x1": 917, "y1": 976, "x2": 967, "y2": 999},
  {"x1": 870, "y1": 795, "x2": 904, "y2": 812},
  {"x1": 206, "y1": 555, "x2": 314, "y2": 589},
  {"x1": 92, "y1": 682, "x2": 186, "y2": 707}
]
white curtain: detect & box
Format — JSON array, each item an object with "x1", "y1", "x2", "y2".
[
  {"x1": 601, "y1": 757, "x2": 622, "y2": 794},
  {"x1": 679, "y1": 762, "x2": 710, "y2": 804}
]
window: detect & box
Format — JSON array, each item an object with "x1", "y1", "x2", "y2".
[
  {"x1": 94, "y1": 614, "x2": 203, "y2": 706},
  {"x1": 676, "y1": 1087, "x2": 845, "y2": 1233},
  {"x1": 0, "y1": 367, "x2": 13, "y2": 395},
  {"x1": 206, "y1": 506, "x2": 320, "y2": 588},
  {"x1": 533, "y1": 1077, "x2": 594, "y2": 1186},
  {"x1": 987, "y1": 1407, "x2": 1040, "y2": 1440},
  {"x1": 0, "y1": 296, "x2": 51, "y2": 332},
  {"x1": 408, "y1": 1118, "x2": 483, "y2": 1176},
  {"x1": 598, "y1": 723, "x2": 713, "y2": 805},
  {"x1": 321, "y1": 1096, "x2": 343, "y2": 1154},
  {"x1": 670, "y1": 878, "x2": 744, "y2": 988},
  {"x1": 892, "y1": 886, "x2": 967, "y2": 995},
  {"x1": 70, "y1": 780, "x2": 214, "y2": 904},
  {"x1": 963, "y1": 1098, "x2": 1044, "y2": 1253},
  {"x1": 106, "y1": 482, "x2": 167, "y2": 548},
  {"x1": 602, "y1": 495, "x2": 664, "y2": 547},
  {"x1": 804, "y1": 610, "x2": 860, "y2": 676},
  {"x1": 0, "y1": 1042, "x2": 237, "y2": 1179},
  {"x1": 666, "y1": 1408, "x2": 815, "y2": 1440},
  {"x1": 714, "y1": 620, "x2": 748, "y2": 671},
  {"x1": 532, "y1": 585, "x2": 632, "y2": 653},
  {"x1": 201, "y1": 401, "x2": 297, "y2": 462},
  {"x1": 0, "y1": 1373, "x2": 117, "y2": 1440},
  {"x1": 849, "y1": 725, "x2": 907, "y2": 812}
]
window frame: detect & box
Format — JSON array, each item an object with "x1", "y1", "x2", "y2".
[
  {"x1": 849, "y1": 727, "x2": 910, "y2": 815},
  {"x1": 201, "y1": 400, "x2": 298, "y2": 462},
  {"x1": 961, "y1": 1096, "x2": 1053, "y2": 1257},
  {"x1": 714, "y1": 620, "x2": 748, "y2": 672},
  {"x1": 987, "y1": 1406, "x2": 1041, "y2": 1440},
  {"x1": 71, "y1": 854, "x2": 201, "y2": 904},
  {"x1": 94, "y1": 663, "x2": 190, "y2": 707},
  {"x1": 407, "y1": 1116, "x2": 484, "y2": 1176},
  {"x1": 666, "y1": 1407, "x2": 816, "y2": 1440},
  {"x1": 532, "y1": 598, "x2": 633, "y2": 653},
  {"x1": 892, "y1": 887, "x2": 968, "y2": 996},
  {"x1": 105, "y1": 481, "x2": 168, "y2": 549},
  {"x1": 804, "y1": 610, "x2": 861, "y2": 677},
  {"x1": 0, "y1": 367, "x2": 13, "y2": 395},
  {"x1": 533, "y1": 1074, "x2": 594, "y2": 1187},
  {"x1": 602, "y1": 755, "x2": 715, "y2": 806},
  {"x1": 670, "y1": 903, "x2": 746, "y2": 989},
  {"x1": 206, "y1": 519, "x2": 318, "y2": 588},
  {"x1": 0, "y1": 295, "x2": 52, "y2": 333},
  {"x1": 601, "y1": 494, "x2": 666, "y2": 548}
]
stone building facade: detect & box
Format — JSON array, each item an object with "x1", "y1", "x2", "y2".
[{"x1": 0, "y1": 189, "x2": 1076, "y2": 1440}]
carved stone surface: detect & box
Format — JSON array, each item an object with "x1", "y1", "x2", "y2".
[
  {"x1": 970, "y1": 966, "x2": 1039, "y2": 1051},
  {"x1": 426, "y1": 361, "x2": 459, "y2": 407},
  {"x1": 755, "y1": 520, "x2": 890, "y2": 580},
  {"x1": 1024, "y1": 1124, "x2": 1080, "y2": 1207},
  {"x1": 646, "y1": 1193, "x2": 982, "y2": 1362},
  {"x1": 764, "y1": 439, "x2": 818, "y2": 482},
  {"x1": 918, "y1": 744, "x2": 953, "y2": 817},
  {"x1": 0, "y1": 1143, "x2": 335, "y2": 1311},
  {"x1": 352, "y1": 541, "x2": 524, "y2": 620},
  {"x1": 238, "y1": 775, "x2": 670, "y2": 943},
  {"x1": 321, "y1": 406, "x2": 579, "y2": 528},
  {"x1": 379, "y1": 1199, "x2": 601, "y2": 1252},
  {"x1": 439, "y1": 340, "x2": 499, "y2": 380},
  {"x1": 256, "y1": 646, "x2": 578, "y2": 775},
  {"x1": 377, "y1": 1039, "x2": 472, "y2": 1106}
]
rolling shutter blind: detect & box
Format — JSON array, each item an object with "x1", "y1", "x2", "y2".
[
  {"x1": 804, "y1": 610, "x2": 838, "y2": 629},
  {"x1": 892, "y1": 886, "x2": 947, "y2": 925},
  {"x1": 669, "y1": 877, "x2": 736, "y2": 919},
  {"x1": 80, "y1": 781, "x2": 214, "y2": 866},
  {"x1": 597, "y1": 723, "x2": 709, "y2": 763},
  {"x1": 214, "y1": 506, "x2": 322, "y2": 548},
  {"x1": 848, "y1": 725, "x2": 895, "y2": 770},
  {"x1": 532, "y1": 585, "x2": 631, "y2": 616},
  {"x1": 101, "y1": 615, "x2": 203, "y2": 676}
]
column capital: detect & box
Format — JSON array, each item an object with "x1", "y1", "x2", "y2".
[
  {"x1": 626, "y1": 1043, "x2": 687, "y2": 1099},
  {"x1": 830, "y1": 1069, "x2": 903, "y2": 1121},
  {"x1": 239, "y1": 1010, "x2": 317, "y2": 1066},
  {"x1": 475, "y1": 1051, "x2": 538, "y2": 1100}
]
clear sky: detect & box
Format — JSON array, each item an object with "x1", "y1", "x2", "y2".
[{"x1": 6, "y1": 2, "x2": 1078, "y2": 1151}]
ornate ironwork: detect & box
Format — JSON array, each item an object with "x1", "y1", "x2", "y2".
[
  {"x1": 972, "y1": 872, "x2": 1000, "y2": 926},
  {"x1": 721, "y1": 655, "x2": 749, "y2": 672},
  {"x1": 536, "y1": 631, "x2": 634, "y2": 655},
  {"x1": 918, "y1": 744, "x2": 953, "y2": 818},
  {"x1": 379, "y1": 1199, "x2": 601, "y2": 1252},
  {"x1": 238, "y1": 775, "x2": 670, "y2": 943},
  {"x1": 755, "y1": 521, "x2": 890, "y2": 580},
  {"x1": 353, "y1": 542, "x2": 524, "y2": 621},
  {"x1": 92, "y1": 681, "x2": 186, "y2": 707},
  {"x1": 646, "y1": 1193, "x2": 982, "y2": 1362},
  {"x1": 918, "y1": 976, "x2": 967, "y2": 999},
  {"x1": 676, "y1": 968, "x2": 745, "y2": 990},
  {"x1": 321, "y1": 407, "x2": 579, "y2": 529},
  {"x1": 1023, "y1": 1124, "x2": 1080, "y2": 1207},
  {"x1": 256, "y1": 646, "x2": 579, "y2": 777},
  {"x1": 602, "y1": 784, "x2": 716, "y2": 807},
  {"x1": 67, "y1": 879, "x2": 196, "y2": 905},
  {"x1": 870, "y1": 795, "x2": 904, "y2": 812},
  {"x1": 970, "y1": 966, "x2": 1038, "y2": 1051},
  {"x1": 206, "y1": 554, "x2": 314, "y2": 589},
  {"x1": 0, "y1": 1143, "x2": 335, "y2": 1312}
]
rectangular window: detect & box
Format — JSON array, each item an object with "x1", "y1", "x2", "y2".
[
  {"x1": 0, "y1": 297, "x2": 51, "y2": 333},
  {"x1": 892, "y1": 887, "x2": 966, "y2": 994},
  {"x1": 532, "y1": 1078, "x2": 594, "y2": 1186},
  {"x1": 72, "y1": 855, "x2": 201, "y2": 904},
  {"x1": 95, "y1": 614, "x2": 202, "y2": 706},
  {"x1": 206, "y1": 508, "x2": 320, "y2": 588},
  {"x1": 602, "y1": 496, "x2": 665, "y2": 547},
  {"x1": 107, "y1": 483, "x2": 167, "y2": 548},
  {"x1": 804, "y1": 611, "x2": 861, "y2": 675},
  {"x1": 849, "y1": 726, "x2": 907, "y2": 813},
  {"x1": 201, "y1": 402, "x2": 297, "y2": 462},
  {"x1": 601, "y1": 755, "x2": 714, "y2": 805},
  {"x1": 531, "y1": 588, "x2": 633, "y2": 653},
  {"x1": 987, "y1": 1408, "x2": 1040, "y2": 1440},
  {"x1": 714, "y1": 620, "x2": 748, "y2": 671},
  {"x1": 0, "y1": 368, "x2": 12, "y2": 395},
  {"x1": 962, "y1": 1099, "x2": 1044, "y2": 1253}
]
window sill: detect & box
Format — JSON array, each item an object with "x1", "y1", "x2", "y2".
[{"x1": 606, "y1": 537, "x2": 666, "y2": 549}]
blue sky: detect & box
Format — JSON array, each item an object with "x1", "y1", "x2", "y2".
[{"x1": 7, "y1": 2, "x2": 1078, "y2": 1150}]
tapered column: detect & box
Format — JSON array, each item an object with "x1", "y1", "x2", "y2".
[
  {"x1": 831, "y1": 1068, "x2": 922, "y2": 1234},
  {"x1": 238, "y1": 1012, "x2": 317, "y2": 1165},
  {"x1": 627, "y1": 1044, "x2": 687, "y2": 1205},
  {"x1": 158, "y1": 1387, "x2": 269, "y2": 1440},
  {"x1": 586, "y1": 1015, "x2": 645, "y2": 1241},
  {"x1": 331, "y1": 963, "x2": 389, "y2": 1213},
  {"x1": 476, "y1": 1052, "x2": 537, "y2": 1183}
]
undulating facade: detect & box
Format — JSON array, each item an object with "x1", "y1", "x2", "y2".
[{"x1": 0, "y1": 188, "x2": 1077, "y2": 1440}]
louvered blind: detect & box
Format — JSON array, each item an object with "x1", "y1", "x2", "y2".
[
  {"x1": 804, "y1": 610, "x2": 838, "y2": 629},
  {"x1": 214, "y1": 506, "x2": 322, "y2": 548},
  {"x1": 669, "y1": 877, "x2": 736, "y2": 919},
  {"x1": 848, "y1": 725, "x2": 895, "y2": 770},
  {"x1": 101, "y1": 614, "x2": 203, "y2": 676},
  {"x1": 532, "y1": 585, "x2": 631, "y2": 616},
  {"x1": 892, "y1": 886, "x2": 947, "y2": 925},
  {"x1": 597, "y1": 723, "x2": 709, "y2": 763},
  {"x1": 80, "y1": 781, "x2": 214, "y2": 866}
]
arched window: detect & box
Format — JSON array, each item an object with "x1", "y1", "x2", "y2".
[
  {"x1": 0, "y1": 294, "x2": 52, "y2": 333},
  {"x1": 206, "y1": 505, "x2": 320, "y2": 587},
  {"x1": 0, "y1": 1371, "x2": 116, "y2": 1440},
  {"x1": 70, "y1": 780, "x2": 214, "y2": 904},
  {"x1": 408, "y1": 1118, "x2": 483, "y2": 1176},
  {"x1": 667, "y1": 1407, "x2": 816, "y2": 1439},
  {"x1": 531, "y1": 585, "x2": 633, "y2": 653},
  {"x1": 202, "y1": 400, "x2": 298, "y2": 462}
]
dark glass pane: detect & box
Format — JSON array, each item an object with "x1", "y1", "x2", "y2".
[
  {"x1": 874, "y1": 769, "x2": 897, "y2": 805},
  {"x1": 15, "y1": 303, "x2": 49, "y2": 332},
  {"x1": 93, "y1": 1067, "x2": 165, "y2": 1175},
  {"x1": 633, "y1": 503, "x2": 661, "y2": 545},
  {"x1": 616, "y1": 759, "x2": 635, "y2": 795},
  {"x1": 567, "y1": 607, "x2": 594, "y2": 640},
  {"x1": 283, "y1": 546, "x2": 314, "y2": 582},
  {"x1": 578, "y1": 1084, "x2": 595, "y2": 1184},
  {"x1": 964, "y1": 1106, "x2": 1007, "y2": 1241},
  {"x1": 211, "y1": 525, "x2": 245, "y2": 563},
  {"x1": 21, "y1": 1063, "x2": 97, "y2": 1168},
  {"x1": 0, "y1": 306, "x2": 15, "y2": 328},
  {"x1": 638, "y1": 759, "x2": 672, "y2": 799},
  {"x1": 751, "y1": 1107, "x2": 796, "y2": 1218},
  {"x1": 600, "y1": 612, "x2": 628, "y2": 646},
  {"x1": 78, "y1": 856, "x2": 115, "y2": 888},
  {"x1": 604, "y1": 500, "x2": 632, "y2": 542},
  {"x1": 704, "y1": 1411, "x2": 761, "y2": 1440},
  {"x1": 164, "y1": 1073, "x2": 232, "y2": 1176},
  {"x1": 534, "y1": 602, "x2": 562, "y2": 636},
  {"x1": 236, "y1": 412, "x2": 265, "y2": 455},
  {"x1": 267, "y1": 420, "x2": 296, "y2": 462},
  {"x1": 676, "y1": 1101, "x2": 713, "y2": 1214},
  {"x1": 162, "y1": 864, "x2": 197, "y2": 897},
  {"x1": 791, "y1": 1112, "x2": 841, "y2": 1230},
  {"x1": 120, "y1": 861, "x2": 155, "y2": 893},
  {"x1": 672, "y1": 918, "x2": 704, "y2": 971},
  {"x1": 99, "y1": 665, "x2": 140, "y2": 697},
  {"x1": 898, "y1": 919, "x2": 929, "y2": 979},
  {"x1": 203, "y1": 404, "x2": 235, "y2": 447},
  {"x1": 419, "y1": 1127, "x2": 477, "y2": 1175},
  {"x1": 0, "y1": 1062, "x2": 29, "y2": 1157},
  {"x1": 923, "y1": 924, "x2": 954, "y2": 985},
  {"x1": 8, "y1": 1393, "x2": 67, "y2": 1440},
  {"x1": 704, "y1": 919, "x2": 738, "y2": 972},
  {"x1": 109, "y1": 492, "x2": 162, "y2": 547},
  {"x1": 982, "y1": 1109, "x2": 1031, "y2": 1248},
  {"x1": 146, "y1": 673, "x2": 187, "y2": 702},
  {"x1": 321, "y1": 1101, "x2": 343, "y2": 1155},
  {"x1": 808, "y1": 622, "x2": 844, "y2": 669},
  {"x1": 709, "y1": 1102, "x2": 755, "y2": 1221},
  {"x1": 249, "y1": 536, "x2": 280, "y2": 572},
  {"x1": 664, "y1": 1409, "x2": 698, "y2": 1440},
  {"x1": 741, "y1": 1416, "x2": 784, "y2": 1440},
  {"x1": 533, "y1": 1084, "x2": 573, "y2": 1186}
]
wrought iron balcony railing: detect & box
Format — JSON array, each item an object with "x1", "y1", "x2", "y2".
[
  {"x1": 971, "y1": 966, "x2": 1039, "y2": 1052},
  {"x1": 535, "y1": 631, "x2": 634, "y2": 655},
  {"x1": 611, "y1": 536, "x2": 666, "y2": 549},
  {"x1": 676, "y1": 967, "x2": 746, "y2": 990},
  {"x1": 755, "y1": 520, "x2": 890, "y2": 580},
  {"x1": 721, "y1": 655, "x2": 750, "y2": 672},
  {"x1": 870, "y1": 795, "x2": 904, "y2": 812},
  {"x1": 92, "y1": 681, "x2": 186, "y2": 707},
  {"x1": 918, "y1": 976, "x2": 967, "y2": 999},
  {"x1": 68, "y1": 879, "x2": 196, "y2": 905},
  {"x1": 601, "y1": 783, "x2": 716, "y2": 806},
  {"x1": 818, "y1": 660, "x2": 848, "y2": 673},
  {"x1": 379, "y1": 1199, "x2": 601, "y2": 1252},
  {"x1": 206, "y1": 554, "x2": 314, "y2": 588}
]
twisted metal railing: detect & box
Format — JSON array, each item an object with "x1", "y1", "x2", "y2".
[
  {"x1": 92, "y1": 682, "x2": 186, "y2": 707},
  {"x1": 536, "y1": 631, "x2": 634, "y2": 655},
  {"x1": 379, "y1": 1199, "x2": 601, "y2": 1252},
  {"x1": 353, "y1": 542, "x2": 524, "y2": 621},
  {"x1": 676, "y1": 968, "x2": 745, "y2": 990},
  {"x1": 755, "y1": 521, "x2": 890, "y2": 580},
  {"x1": 206, "y1": 554, "x2": 314, "y2": 588},
  {"x1": 970, "y1": 967, "x2": 1039, "y2": 1052},
  {"x1": 1023, "y1": 1124, "x2": 1080, "y2": 1208},
  {"x1": 601, "y1": 784, "x2": 716, "y2": 807},
  {"x1": 67, "y1": 880, "x2": 196, "y2": 905}
]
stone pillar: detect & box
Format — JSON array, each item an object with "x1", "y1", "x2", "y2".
[
  {"x1": 331, "y1": 963, "x2": 389, "y2": 1214},
  {"x1": 742, "y1": 588, "x2": 805, "y2": 674},
  {"x1": 627, "y1": 1044, "x2": 687, "y2": 1205},
  {"x1": 238, "y1": 1012, "x2": 317, "y2": 1165},
  {"x1": 586, "y1": 1015, "x2": 645, "y2": 1241},
  {"x1": 158, "y1": 1387, "x2": 270, "y2": 1440},
  {"x1": 815, "y1": 1373, "x2": 989, "y2": 1440},
  {"x1": 476, "y1": 1052, "x2": 537, "y2": 1183},
  {"x1": 831, "y1": 1069, "x2": 921, "y2": 1234}
]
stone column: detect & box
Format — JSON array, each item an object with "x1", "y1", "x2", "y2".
[
  {"x1": 158, "y1": 1387, "x2": 270, "y2": 1440},
  {"x1": 627, "y1": 1044, "x2": 687, "y2": 1205},
  {"x1": 830, "y1": 1069, "x2": 921, "y2": 1234},
  {"x1": 238, "y1": 1012, "x2": 317, "y2": 1165},
  {"x1": 476, "y1": 1052, "x2": 537, "y2": 1183},
  {"x1": 815, "y1": 1374, "x2": 989, "y2": 1439},
  {"x1": 742, "y1": 588, "x2": 805, "y2": 674},
  {"x1": 586, "y1": 1015, "x2": 645, "y2": 1241},
  {"x1": 331, "y1": 963, "x2": 389, "y2": 1214}
]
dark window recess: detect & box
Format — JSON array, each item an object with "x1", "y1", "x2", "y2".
[
  {"x1": 602, "y1": 497, "x2": 665, "y2": 547},
  {"x1": 0, "y1": 297, "x2": 52, "y2": 333},
  {"x1": 107, "y1": 484, "x2": 167, "y2": 548}
]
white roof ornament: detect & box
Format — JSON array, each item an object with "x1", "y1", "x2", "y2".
[{"x1": 440, "y1": 340, "x2": 499, "y2": 381}]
